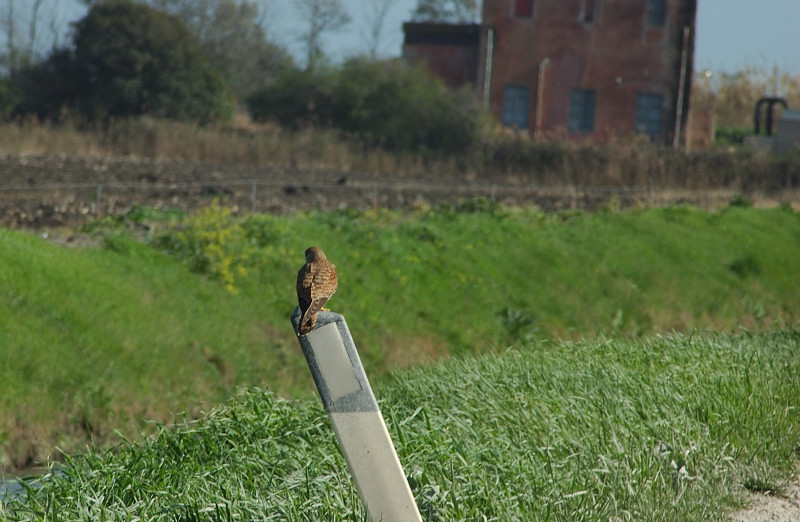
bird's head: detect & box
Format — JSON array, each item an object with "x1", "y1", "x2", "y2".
[{"x1": 305, "y1": 246, "x2": 326, "y2": 262}]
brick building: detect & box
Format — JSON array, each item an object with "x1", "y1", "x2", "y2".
[
  {"x1": 402, "y1": 22, "x2": 481, "y2": 89},
  {"x1": 404, "y1": 0, "x2": 697, "y2": 146}
]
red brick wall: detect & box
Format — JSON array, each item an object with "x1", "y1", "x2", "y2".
[
  {"x1": 403, "y1": 44, "x2": 479, "y2": 89},
  {"x1": 402, "y1": 23, "x2": 481, "y2": 89},
  {"x1": 480, "y1": 0, "x2": 696, "y2": 145}
]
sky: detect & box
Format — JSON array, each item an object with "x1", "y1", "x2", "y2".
[
  {"x1": 693, "y1": 0, "x2": 800, "y2": 75},
  {"x1": 278, "y1": 0, "x2": 800, "y2": 77},
  {"x1": 47, "y1": 0, "x2": 800, "y2": 78}
]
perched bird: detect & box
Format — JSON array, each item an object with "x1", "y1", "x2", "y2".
[{"x1": 296, "y1": 246, "x2": 338, "y2": 335}]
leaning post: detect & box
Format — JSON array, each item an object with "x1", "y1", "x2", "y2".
[{"x1": 291, "y1": 309, "x2": 422, "y2": 522}]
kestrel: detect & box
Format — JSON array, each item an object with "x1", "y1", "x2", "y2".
[{"x1": 296, "y1": 246, "x2": 338, "y2": 335}]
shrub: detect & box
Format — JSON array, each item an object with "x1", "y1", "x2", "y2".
[
  {"x1": 729, "y1": 194, "x2": 753, "y2": 208},
  {"x1": 332, "y1": 58, "x2": 481, "y2": 153},
  {"x1": 156, "y1": 201, "x2": 248, "y2": 292},
  {"x1": 245, "y1": 66, "x2": 334, "y2": 129},
  {"x1": 482, "y1": 132, "x2": 568, "y2": 173},
  {"x1": 247, "y1": 57, "x2": 482, "y2": 154},
  {"x1": 0, "y1": 76, "x2": 20, "y2": 119},
  {"x1": 10, "y1": 49, "x2": 79, "y2": 120},
  {"x1": 714, "y1": 126, "x2": 752, "y2": 145}
]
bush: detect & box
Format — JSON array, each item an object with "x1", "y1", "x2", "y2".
[
  {"x1": 729, "y1": 194, "x2": 753, "y2": 208},
  {"x1": 246, "y1": 67, "x2": 334, "y2": 129},
  {"x1": 0, "y1": 77, "x2": 20, "y2": 119},
  {"x1": 9, "y1": 49, "x2": 79, "y2": 120},
  {"x1": 247, "y1": 57, "x2": 482, "y2": 154},
  {"x1": 333, "y1": 58, "x2": 481, "y2": 153},
  {"x1": 483, "y1": 132, "x2": 568, "y2": 173},
  {"x1": 156, "y1": 202, "x2": 248, "y2": 292},
  {"x1": 714, "y1": 126, "x2": 752, "y2": 145}
]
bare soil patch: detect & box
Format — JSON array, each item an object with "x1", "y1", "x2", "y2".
[
  {"x1": 731, "y1": 467, "x2": 800, "y2": 522},
  {"x1": 1, "y1": 152, "x2": 795, "y2": 228}
]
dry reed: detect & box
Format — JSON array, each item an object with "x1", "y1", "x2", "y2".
[{"x1": 0, "y1": 117, "x2": 797, "y2": 194}]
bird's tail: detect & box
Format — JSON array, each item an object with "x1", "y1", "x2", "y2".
[{"x1": 297, "y1": 313, "x2": 316, "y2": 335}]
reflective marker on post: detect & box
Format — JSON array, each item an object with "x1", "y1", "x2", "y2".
[{"x1": 291, "y1": 309, "x2": 422, "y2": 522}]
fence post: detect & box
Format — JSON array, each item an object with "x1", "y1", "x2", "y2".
[
  {"x1": 290, "y1": 310, "x2": 422, "y2": 522},
  {"x1": 96, "y1": 184, "x2": 103, "y2": 217},
  {"x1": 251, "y1": 181, "x2": 257, "y2": 213}
]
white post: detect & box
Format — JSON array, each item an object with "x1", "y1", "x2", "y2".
[
  {"x1": 482, "y1": 26, "x2": 494, "y2": 110},
  {"x1": 291, "y1": 310, "x2": 422, "y2": 522}
]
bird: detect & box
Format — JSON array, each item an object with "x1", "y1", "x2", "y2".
[{"x1": 296, "y1": 246, "x2": 338, "y2": 335}]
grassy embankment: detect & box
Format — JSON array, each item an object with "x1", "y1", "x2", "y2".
[
  {"x1": 1, "y1": 203, "x2": 799, "y2": 473},
  {"x1": 3, "y1": 329, "x2": 799, "y2": 520}
]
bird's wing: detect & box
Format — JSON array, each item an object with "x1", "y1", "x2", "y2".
[
  {"x1": 297, "y1": 265, "x2": 314, "y2": 312},
  {"x1": 309, "y1": 263, "x2": 338, "y2": 301}
]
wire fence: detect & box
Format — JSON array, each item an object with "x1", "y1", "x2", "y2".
[
  {"x1": 0, "y1": 177, "x2": 793, "y2": 227},
  {"x1": 0, "y1": 178, "x2": 652, "y2": 213}
]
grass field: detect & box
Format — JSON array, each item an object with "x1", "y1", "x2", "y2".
[
  {"x1": 3, "y1": 329, "x2": 799, "y2": 520},
  {"x1": 1, "y1": 203, "x2": 799, "y2": 474}
]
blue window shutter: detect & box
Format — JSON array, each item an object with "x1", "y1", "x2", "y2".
[
  {"x1": 635, "y1": 92, "x2": 664, "y2": 138},
  {"x1": 569, "y1": 89, "x2": 596, "y2": 133},
  {"x1": 647, "y1": 0, "x2": 667, "y2": 26},
  {"x1": 502, "y1": 85, "x2": 531, "y2": 129}
]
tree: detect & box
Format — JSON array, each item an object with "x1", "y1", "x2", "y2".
[
  {"x1": 359, "y1": 0, "x2": 396, "y2": 58},
  {"x1": 15, "y1": 0, "x2": 233, "y2": 122},
  {"x1": 147, "y1": 0, "x2": 294, "y2": 98},
  {"x1": 0, "y1": 0, "x2": 66, "y2": 75},
  {"x1": 294, "y1": 0, "x2": 351, "y2": 71},
  {"x1": 11, "y1": 47, "x2": 77, "y2": 119},
  {"x1": 411, "y1": 0, "x2": 480, "y2": 23},
  {"x1": 0, "y1": 0, "x2": 19, "y2": 74},
  {"x1": 0, "y1": 74, "x2": 18, "y2": 117}
]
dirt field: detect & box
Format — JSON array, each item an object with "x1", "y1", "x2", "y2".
[
  {"x1": 1, "y1": 152, "x2": 795, "y2": 228},
  {"x1": 731, "y1": 467, "x2": 800, "y2": 522}
]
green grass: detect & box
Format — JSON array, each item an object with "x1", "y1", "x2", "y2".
[
  {"x1": 162, "y1": 202, "x2": 800, "y2": 352},
  {"x1": 0, "y1": 227, "x2": 308, "y2": 470},
  {"x1": 3, "y1": 329, "x2": 799, "y2": 520},
  {"x1": 1, "y1": 203, "x2": 799, "y2": 471}
]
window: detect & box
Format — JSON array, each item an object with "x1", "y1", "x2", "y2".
[
  {"x1": 568, "y1": 89, "x2": 596, "y2": 133},
  {"x1": 647, "y1": 0, "x2": 666, "y2": 26},
  {"x1": 635, "y1": 93, "x2": 664, "y2": 138},
  {"x1": 502, "y1": 85, "x2": 531, "y2": 129},
  {"x1": 515, "y1": 0, "x2": 533, "y2": 18},
  {"x1": 581, "y1": 0, "x2": 596, "y2": 23}
]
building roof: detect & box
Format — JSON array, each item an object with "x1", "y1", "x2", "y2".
[{"x1": 402, "y1": 23, "x2": 481, "y2": 47}]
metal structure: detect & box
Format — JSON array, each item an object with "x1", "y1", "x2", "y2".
[
  {"x1": 753, "y1": 96, "x2": 788, "y2": 136},
  {"x1": 290, "y1": 310, "x2": 422, "y2": 522}
]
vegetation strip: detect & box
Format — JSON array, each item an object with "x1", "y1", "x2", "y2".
[
  {"x1": 2, "y1": 330, "x2": 798, "y2": 520},
  {"x1": 1, "y1": 203, "x2": 799, "y2": 473}
]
